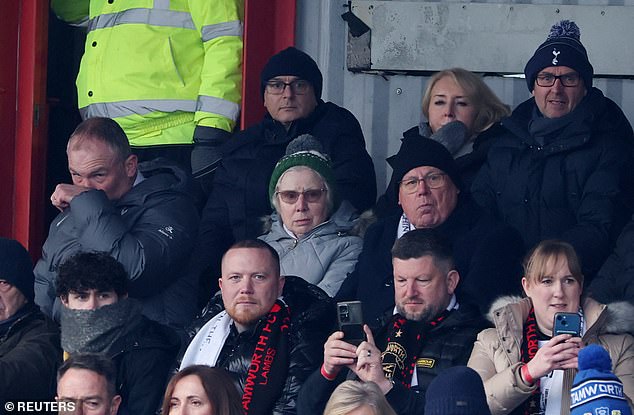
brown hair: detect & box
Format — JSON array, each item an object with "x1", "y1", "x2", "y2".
[
  {"x1": 162, "y1": 366, "x2": 242, "y2": 415},
  {"x1": 421, "y1": 68, "x2": 510, "y2": 134},
  {"x1": 523, "y1": 240, "x2": 584, "y2": 288}
]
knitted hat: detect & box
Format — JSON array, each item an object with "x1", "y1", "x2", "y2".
[
  {"x1": 268, "y1": 134, "x2": 337, "y2": 208},
  {"x1": 0, "y1": 238, "x2": 35, "y2": 303},
  {"x1": 424, "y1": 366, "x2": 491, "y2": 415},
  {"x1": 524, "y1": 20, "x2": 593, "y2": 92},
  {"x1": 387, "y1": 136, "x2": 463, "y2": 192},
  {"x1": 260, "y1": 47, "x2": 323, "y2": 99},
  {"x1": 570, "y1": 344, "x2": 631, "y2": 415}
]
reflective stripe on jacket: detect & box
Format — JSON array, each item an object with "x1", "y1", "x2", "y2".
[{"x1": 52, "y1": 0, "x2": 243, "y2": 146}]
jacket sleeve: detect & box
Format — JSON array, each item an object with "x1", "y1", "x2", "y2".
[
  {"x1": 50, "y1": 0, "x2": 90, "y2": 26},
  {"x1": 190, "y1": 0, "x2": 243, "y2": 134},
  {"x1": 599, "y1": 334, "x2": 634, "y2": 406},
  {"x1": 467, "y1": 329, "x2": 535, "y2": 415},
  {"x1": 0, "y1": 316, "x2": 61, "y2": 402},
  {"x1": 317, "y1": 238, "x2": 363, "y2": 297},
  {"x1": 68, "y1": 189, "x2": 199, "y2": 298}
]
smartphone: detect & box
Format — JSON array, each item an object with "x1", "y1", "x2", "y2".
[
  {"x1": 337, "y1": 301, "x2": 366, "y2": 346},
  {"x1": 553, "y1": 312, "x2": 581, "y2": 337}
]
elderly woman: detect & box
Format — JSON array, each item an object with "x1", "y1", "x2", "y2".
[
  {"x1": 376, "y1": 68, "x2": 510, "y2": 217},
  {"x1": 467, "y1": 240, "x2": 634, "y2": 415},
  {"x1": 259, "y1": 134, "x2": 363, "y2": 296}
]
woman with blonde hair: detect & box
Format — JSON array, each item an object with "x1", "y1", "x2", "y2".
[
  {"x1": 467, "y1": 240, "x2": 634, "y2": 415},
  {"x1": 376, "y1": 68, "x2": 510, "y2": 217},
  {"x1": 323, "y1": 380, "x2": 397, "y2": 415}
]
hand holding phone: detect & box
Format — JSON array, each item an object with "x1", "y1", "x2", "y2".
[{"x1": 553, "y1": 312, "x2": 581, "y2": 337}]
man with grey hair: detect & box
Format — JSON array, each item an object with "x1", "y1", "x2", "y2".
[
  {"x1": 298, "y1": 229, "x2": 489, "y2": 415},
  {"x1": 34, "y1": 117, "x2": 200, "y2": 327}
]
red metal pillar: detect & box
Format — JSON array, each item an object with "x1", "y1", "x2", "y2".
[
  {"x1": 11, "y1": 2, "x2": 49, "y2": 256},
  {"x1": 241, "y1": 0, "x2": 296, "y2": 129}
]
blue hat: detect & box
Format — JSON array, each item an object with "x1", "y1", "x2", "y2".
[
  {"x1": 524, "y1": 20, "x2": 593, "y2": 92},
  {"x1": 570, "y1": 344, "x2": 631, "y2": 415},
  {"x1": 424, "y1": 366, "x2": 491, "y2": 415}
]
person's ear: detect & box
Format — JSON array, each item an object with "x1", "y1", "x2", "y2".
[
  {"x1": 446, "y1": 270, "x2": 460, "y2": 295},
  {"x1": 521, "y1": 277, "x2": 530, "y2": 295},
  {"x1": 110, "y1": 395, "x2": 122, "y2": 415},
  {"x1": 60, "y1": 295, "x2": 69, "y2": 307},
  {"x1": 277, "y1": 275, "x2": 286, "y2": 297},
  {"x1": 124, "y1": 154, "x2": 138, "y2": 178}
]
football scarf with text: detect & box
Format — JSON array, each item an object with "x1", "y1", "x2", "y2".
[
  {"x1": 521, "y1": 307, "x2": 540, "y2": 415},
  {"x1": 241, "y1": 299, "x2": 291, "y2": 415},
  {"x1": 381, "y1": 311, "x2": 449, "y2": 388}
]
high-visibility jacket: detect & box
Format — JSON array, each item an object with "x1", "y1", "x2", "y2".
[{"x1": 51, "y1": 0, "x2": 243, "y2": 147}]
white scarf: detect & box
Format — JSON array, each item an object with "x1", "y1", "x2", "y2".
[{"x1": 180, "y1": 311, "x2": 232, "y2": 369}]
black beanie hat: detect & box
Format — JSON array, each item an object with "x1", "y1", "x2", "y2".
[
  {"x1": 260, "y1": 47, "x2": 323, "y2": 99},
  {"x1": 0, "y1": 238, "x2": 35, "y2": 303},
  {"x1": 387, "y1": 136, "x2": 463, "y2": 193},
  {"x1": 424, "y1": 366, "x2": 492, "y2": 415},
  {"x1": 524, "y1": 20, "x2": 593, "y2": 92}
]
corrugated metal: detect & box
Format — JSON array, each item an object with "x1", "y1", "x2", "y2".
[{"x1": 296, "y1": 0, "x2": 634, "y2": 194}]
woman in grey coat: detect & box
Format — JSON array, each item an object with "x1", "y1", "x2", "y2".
[{"x1": 259, "y1": 135, "x2": 363, "y2": 296}]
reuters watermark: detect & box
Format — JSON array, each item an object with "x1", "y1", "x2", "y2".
[{"x1": 4, "y1": 401, "x2": 76, "y2": 412}]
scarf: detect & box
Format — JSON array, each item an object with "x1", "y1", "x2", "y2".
[
  {"x1": 528, "y1": 94, "x2": 593, "y2": 147},
  {"x1": 180, "y1": 300, "x2": 292, "y2": 415},
  {"x1": 381, "y1": 311, "x2": 449, "y2": 388},
  {"x1": 419, "y1": 121, "x2": 471, "y2": 155},
  {"x1": 60, "y1": 298, "x2": 143, "y2": 354},
  {"x1": 521, "y1": 307, "x2": 541, "y2": 415}
]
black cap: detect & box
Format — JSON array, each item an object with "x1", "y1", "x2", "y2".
[
  {"x1": 260, "y1": 47, "x2": 323, "y2": 99},
  {"x1": 0, "y1": 238, "x2": 35, "y2": 303}
]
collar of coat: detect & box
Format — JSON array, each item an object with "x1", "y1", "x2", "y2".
[{"x1": 487, "y1": 295, "x2": 634, "y2": 336}]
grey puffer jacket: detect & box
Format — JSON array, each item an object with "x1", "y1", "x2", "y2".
[
  {"x1": 467, "y1": 296, "x2": 634, "y2": 415},
  {"x1": 34, "y1": 159, "x2": 200, "y2": 327},
  {"x1": 259, "y1": 201, "x2": 363, "y2": 297}
]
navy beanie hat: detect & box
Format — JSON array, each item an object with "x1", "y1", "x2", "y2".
[
  {"x1": 524, "y1": 20, "x2": 593, "y2": 92},
  {"x1": 260, "y1": 47, "x2": 323, "y2": 99},
  {"x1": 424, "y1": 366, "x2": 491, "y2": 415},
  {"x1": 0, "y1": 238, "x2": 35, "y2": 303},
  {"x1": 570, "y1": 344, "x2": 631, "y2": 415},
  {"x1": 387, "y1": 136, "x2": 463, "y2": 193}
]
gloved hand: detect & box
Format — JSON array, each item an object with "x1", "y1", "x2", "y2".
[{"x1": 191, "y1": 126, "x2": 231, "y2": 196}]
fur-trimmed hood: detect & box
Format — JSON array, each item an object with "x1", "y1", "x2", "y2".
[{"x1": 486, "y1": 295, "x2": 634, "y2": 336}]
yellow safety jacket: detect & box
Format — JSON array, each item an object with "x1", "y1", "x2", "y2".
[{"x1": 51, "y1": 0, "x2": 243, "y2": 147}]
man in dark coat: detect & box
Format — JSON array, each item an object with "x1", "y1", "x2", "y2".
[
  {"x1": 337, "y1": 137, "x2": 524, "y2": 327},
  {"x1": 34, "y1": 117, "x2": 200, "y2": 327},
  {"x1": 57, "y1": 251, "x2": 180, "y2": 415},
  {"x1": 181, "y1": 240, "x2": 336, "y2": 415},
  {"x1": 0, "y1": 238, "x2": 61, "y2": 408},
  {"x1": 298, "y1": 229, "x2": 490, "y2": 415},
  {"x1": 192, "y1": 47, "x2": 376, "y2": 303},
  {"x1": 472, "y1": 20, "x2": 634, "y2": 278}
]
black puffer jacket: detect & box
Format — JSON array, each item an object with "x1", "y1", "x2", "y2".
[
  {"x1": 108, "y1": 317, "x2": 180, "y2": 415},
  {"x1": 186, "y1": 276, "x2": 337, "y2": 415},
  {"x1": 472, "y1": 88, "x2": 634, "y2": 276},
  {"x1": 34, "y1": 159, "x2": 200, "y2": 327},
  {"x1": 0, "y1": 304, "x2": 61, "y2": 406},
  {"x1": 296, "y1": 303, "x2": 490, "y2": 415},
  {"x1": 192, "y1": 101, "x2": 376, "y2": 300}
]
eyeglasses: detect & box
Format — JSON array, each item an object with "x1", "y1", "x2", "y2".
[
  {"x1": 399, "y1": 173, "x2": 447, "y2": 193},
  {"x1": 276, "y1": 188, "x2": 326, "y2": 204},
  {"x1": 535, "y1": 72, "x2": 581, "y2": 87},
  {"x1": 265, "y1": 79, "x2": 310, "y2": 95}
]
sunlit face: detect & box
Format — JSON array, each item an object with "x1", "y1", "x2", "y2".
[
  {"x1": 522, "y1": 256, "x2": 582, "y2": 335},
  {"x1": 67, "y1": 137, "x2": 137, "y2": 200},
  {"x1": 427, "y1": 76, "x2": 477, "y2": 135},
  {"x1": 219, "y1": 248, "x2": 285, "y2": 332},
  {"x1": 276, "y1": 168, "x2": 329, "y2": 238},
  {"x1": 263, "y1": 76, "x2": 318, "y2": 127},
  {"x1": 398, "y1": 166, "x2": 459, "y2": 228},
  {"x1": 57, "y1": 368, "x2": 121, "y2": 415},
  {"x1": 168, "y1": 375, "x2": 213, "y2": 415},
  {"x1": 0, "y1": 280, "x2": 28, "y2": 321},
  {"x1": 61, "y1": 289, "x2": 120, "y2": 310},
  {"x1": 532, "y1": 66, "x2": 587, "y2": 119},
  {"x1": 393, "y1": 256, "x2": 458, "y2": 322}
]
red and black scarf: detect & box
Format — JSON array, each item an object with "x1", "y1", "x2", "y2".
[
  {"x1": 242, "y1": 299, "x2": 291, "y2": 414},
  {"x1": 521, "y1": 307, "x2": 541, "y2": 415},
  {"x1": 381, "y1": 311, "x2": 449, "y2": 388}
]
